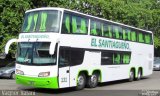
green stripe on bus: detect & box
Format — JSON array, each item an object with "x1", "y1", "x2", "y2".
[
  {"x1": 80, "y1": 19, "x2": 87, "y2": 33},
  {"x1": 33, "y1": 13, "x2": 38, "y2": 31},
  {"x1": 65, "y1": 15, "x2": 70, "y2": 33},
  {"x1": 72, "y1": 16, "x2": 77, "y2": 33},
  {"x1": 25, "y1": 15, "x2": 33, "y2": 32},
  {"x1": 16, "y1": 75, "x2": 59, "y2": 89},
  {"x1": 39, "y1": 12, "x2": 47, "y2": 32}
]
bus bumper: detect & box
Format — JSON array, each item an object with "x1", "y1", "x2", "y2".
[{"x1": 16, "y1": 75, "x2": 59, "y2": 89}]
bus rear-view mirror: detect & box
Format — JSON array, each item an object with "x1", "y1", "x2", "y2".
[{"x1": 5, "y1": 39, "x2": 18, "y2": 54}]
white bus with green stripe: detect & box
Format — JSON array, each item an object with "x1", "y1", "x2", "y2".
[{"x1": 5, "y1": 7, "x2": 154, "y2": 90}]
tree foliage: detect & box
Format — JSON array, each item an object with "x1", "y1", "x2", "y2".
[{"x1": 0, "y1": 0, "x2": 160, "y2": 57}]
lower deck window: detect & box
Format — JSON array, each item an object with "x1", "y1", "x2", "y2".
[
  {"x1": 59, "y1": 47, "x2": 84, "y2": 67},
  {"x1": 101, "y1": 51, "x2": 131, "y2": 65}
]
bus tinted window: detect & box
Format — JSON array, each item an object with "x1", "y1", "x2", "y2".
[
  {"x1": 131, "y1": 30, "x2": 137, "y2": 42},
  {"x1": 102, "y1": 23, "x2": 112, "y2": 38},
  {"x1": 145, "y1": 33, "x2": 152, "y2": 44},
  {"x1": 126, "y1": 29, "x2": 131, "y2": 41},
  {"x1": 22, "y1": 10, "x2": 61, "y2": 32},
  {"x1": 70, "y1": 49, "x2": 84, "y2": 65},
  {"x1": 119, "y1": 27, "x2": 123, "y2": 39},
  {"x1": 71, "y1": 15, "x2": 88, "y2": 34},
  {"x1": 59, "y1": 47, "x2": 84, "y2": 67},
  {"x1": 122, "y1": 53, "x2": 131, "y2": 64},
  {"x1": 102, "y1": 23, "x2": 108, "y2": 37},
  {"x1": 62, "y1": 13, "x2": 71, "y2": 33},
  {"x1": 138, "y1": 32, "x2": 145, "y2": 43},
  {"x1": 90, "y1": 20, "x2": 101, "y2": 36},
  {"x1": 101, "y1": 52, "x2": 113, "y2": 65},
  {"x1": 122, "y1": 29, "x2": 127, "y2": 40},
  {"x1": 113, "y1": 53, "x2": 121, "y2": 64},
  {"x1": 113, "y1": 25, "x2": 122, "y2": 39},
  {"x1": 62, "y1": 13, "x2": 88, "y2": 34},
  {"x1": 101, "y1": 51, "x2": 131, "y2": 65},
  {"x1": 113, "y1": 25, "x2": 118, "y2": 39},
  {"x1": 59, "y1": 48, "x2": 70, "y2": 67},
  {"x1": 108, "y1": 24, "x2": 112, "y2": 38}
]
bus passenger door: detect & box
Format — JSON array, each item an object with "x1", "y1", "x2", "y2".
[{"x1": 58, "y1": 47, "x2": 70, "y2": 88}]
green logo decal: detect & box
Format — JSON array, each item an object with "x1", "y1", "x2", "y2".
[
  {"x1": 91, "y1": 38, "x2": 130, "y2": 50},
  {"x1": 20, "y1": 34, "x2": 49, "y2": 39}
]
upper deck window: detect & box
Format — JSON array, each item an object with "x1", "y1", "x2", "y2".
[
  {"x1": 22, "y1": 10, "x2": 61, "y2": 33},
  {"x1": 90, "y1": 20, "x2": 101, "y2": 36},
  {"x1": 62, "y1": 13, "x2": 88, "y2": 34},
  {"x1": 144, "y1": 33, "x2": 152, "y2": 44}
]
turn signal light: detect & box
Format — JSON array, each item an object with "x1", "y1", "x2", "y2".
[
  {"x1": 38, "y1": 72, "x2": 50, "y2": 77},
  {"x1": 16, "y1": 69, "x2": 24, "y2": 75}
]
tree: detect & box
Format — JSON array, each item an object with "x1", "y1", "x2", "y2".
[{"x1": 0, "y1": 0, "x2": 30, "y2": 57}]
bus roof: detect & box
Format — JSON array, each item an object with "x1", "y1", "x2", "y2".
[{"x1": 26, "y1": 7, "x2": 152, "y2": 34}]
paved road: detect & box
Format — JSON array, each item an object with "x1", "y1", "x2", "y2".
[{"x1": 0, "y1": 71, "x2": 160, "y2": 96}]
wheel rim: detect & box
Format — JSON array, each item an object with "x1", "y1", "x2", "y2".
[
  {"x1": 91, "y1": 75, "x2": 97, "y2": 86},
  {"x1": 138, "y1": 71, "x2": 141, "y2": 79},
  {"x1": 130, "y1": 71, "x2": 134, "y2": 80},
  {"x1": 78, "y1": 75, "x2": 84, "y2": 86}
]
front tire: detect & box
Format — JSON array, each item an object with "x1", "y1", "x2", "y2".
[
  {"x1": 87, "y1": 73, "x2": 98, "y2": 88},
  {"x1": 76, "y1": 73, "x2": 86, "y2": 90}
]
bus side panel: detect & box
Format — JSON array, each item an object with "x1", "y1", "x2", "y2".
[{"x1": 130, "y1": 42, "x2": 153, "y2": 77}]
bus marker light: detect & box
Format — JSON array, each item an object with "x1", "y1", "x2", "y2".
[
  {"x1": 16, "y1": 69, "x2": 24, "y2": 75},
  {"x1": 38, "y1": 72, "x2": 50, "y2": 77}
]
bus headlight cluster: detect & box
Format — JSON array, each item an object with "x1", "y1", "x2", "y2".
[
  {"x1": 38, "y1": 72, "x2": 50, "y2": 77},
  {"x1": 16, "y1": 69, "x2": 24, "y2": 75}
]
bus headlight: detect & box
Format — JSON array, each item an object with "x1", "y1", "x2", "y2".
[
  {"x1": 16, "y1": 69, "x2": 24, "y2": 75},
  {"x1": 38, "y1": 72, "x2": 50, "y2": 77}
]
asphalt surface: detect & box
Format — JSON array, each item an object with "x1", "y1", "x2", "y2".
[{"x1": 0, "y1": 71, "x2": 160, "y2": 96}]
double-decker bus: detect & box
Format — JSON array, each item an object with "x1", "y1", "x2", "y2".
[{"x1": 5, "y1": 7, "x2": 154, "y2": 90}]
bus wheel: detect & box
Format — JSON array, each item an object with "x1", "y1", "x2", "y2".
[
  {"x1": 129, "y1": 70, "x2": 134, "y2": 82},
  {"x1": 87, "y1": 73, "x2": 98, "y2": 88},
  {"x1": 137, "y1": 70, "x2": 142, "y2": 80},
  {"x1": 76, "y1": 73, "x2": 86, "y2": 90}
]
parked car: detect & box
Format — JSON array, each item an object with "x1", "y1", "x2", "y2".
[
  {"x1": 153, "y1": 59, "x2": 160, "y2": 71},
  {"x1": 0, "y1": 61, "x2": 15, "y2": 79}
]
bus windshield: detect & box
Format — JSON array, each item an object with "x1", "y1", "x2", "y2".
[
  {"x1": 22, "y1": 10, "x2": 61, "y2": 32},
  {"x1": 16, "y1": 42, "x2": 56, "y2": 65}
]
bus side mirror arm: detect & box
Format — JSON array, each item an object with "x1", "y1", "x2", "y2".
[
  {"x1": 5, "y1": 38, "x2": 18, "y2": 54},
  {"x1": 49, "y1": 40, "x2": 59, "y2": 55},
  {"x1": 49, "y1": 42, "x2": 55, "y2": 55}
]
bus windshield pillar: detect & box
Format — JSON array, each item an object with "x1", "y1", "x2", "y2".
[{"x1": 49, "y1": 40, "x2": 59, "y2": 55}]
